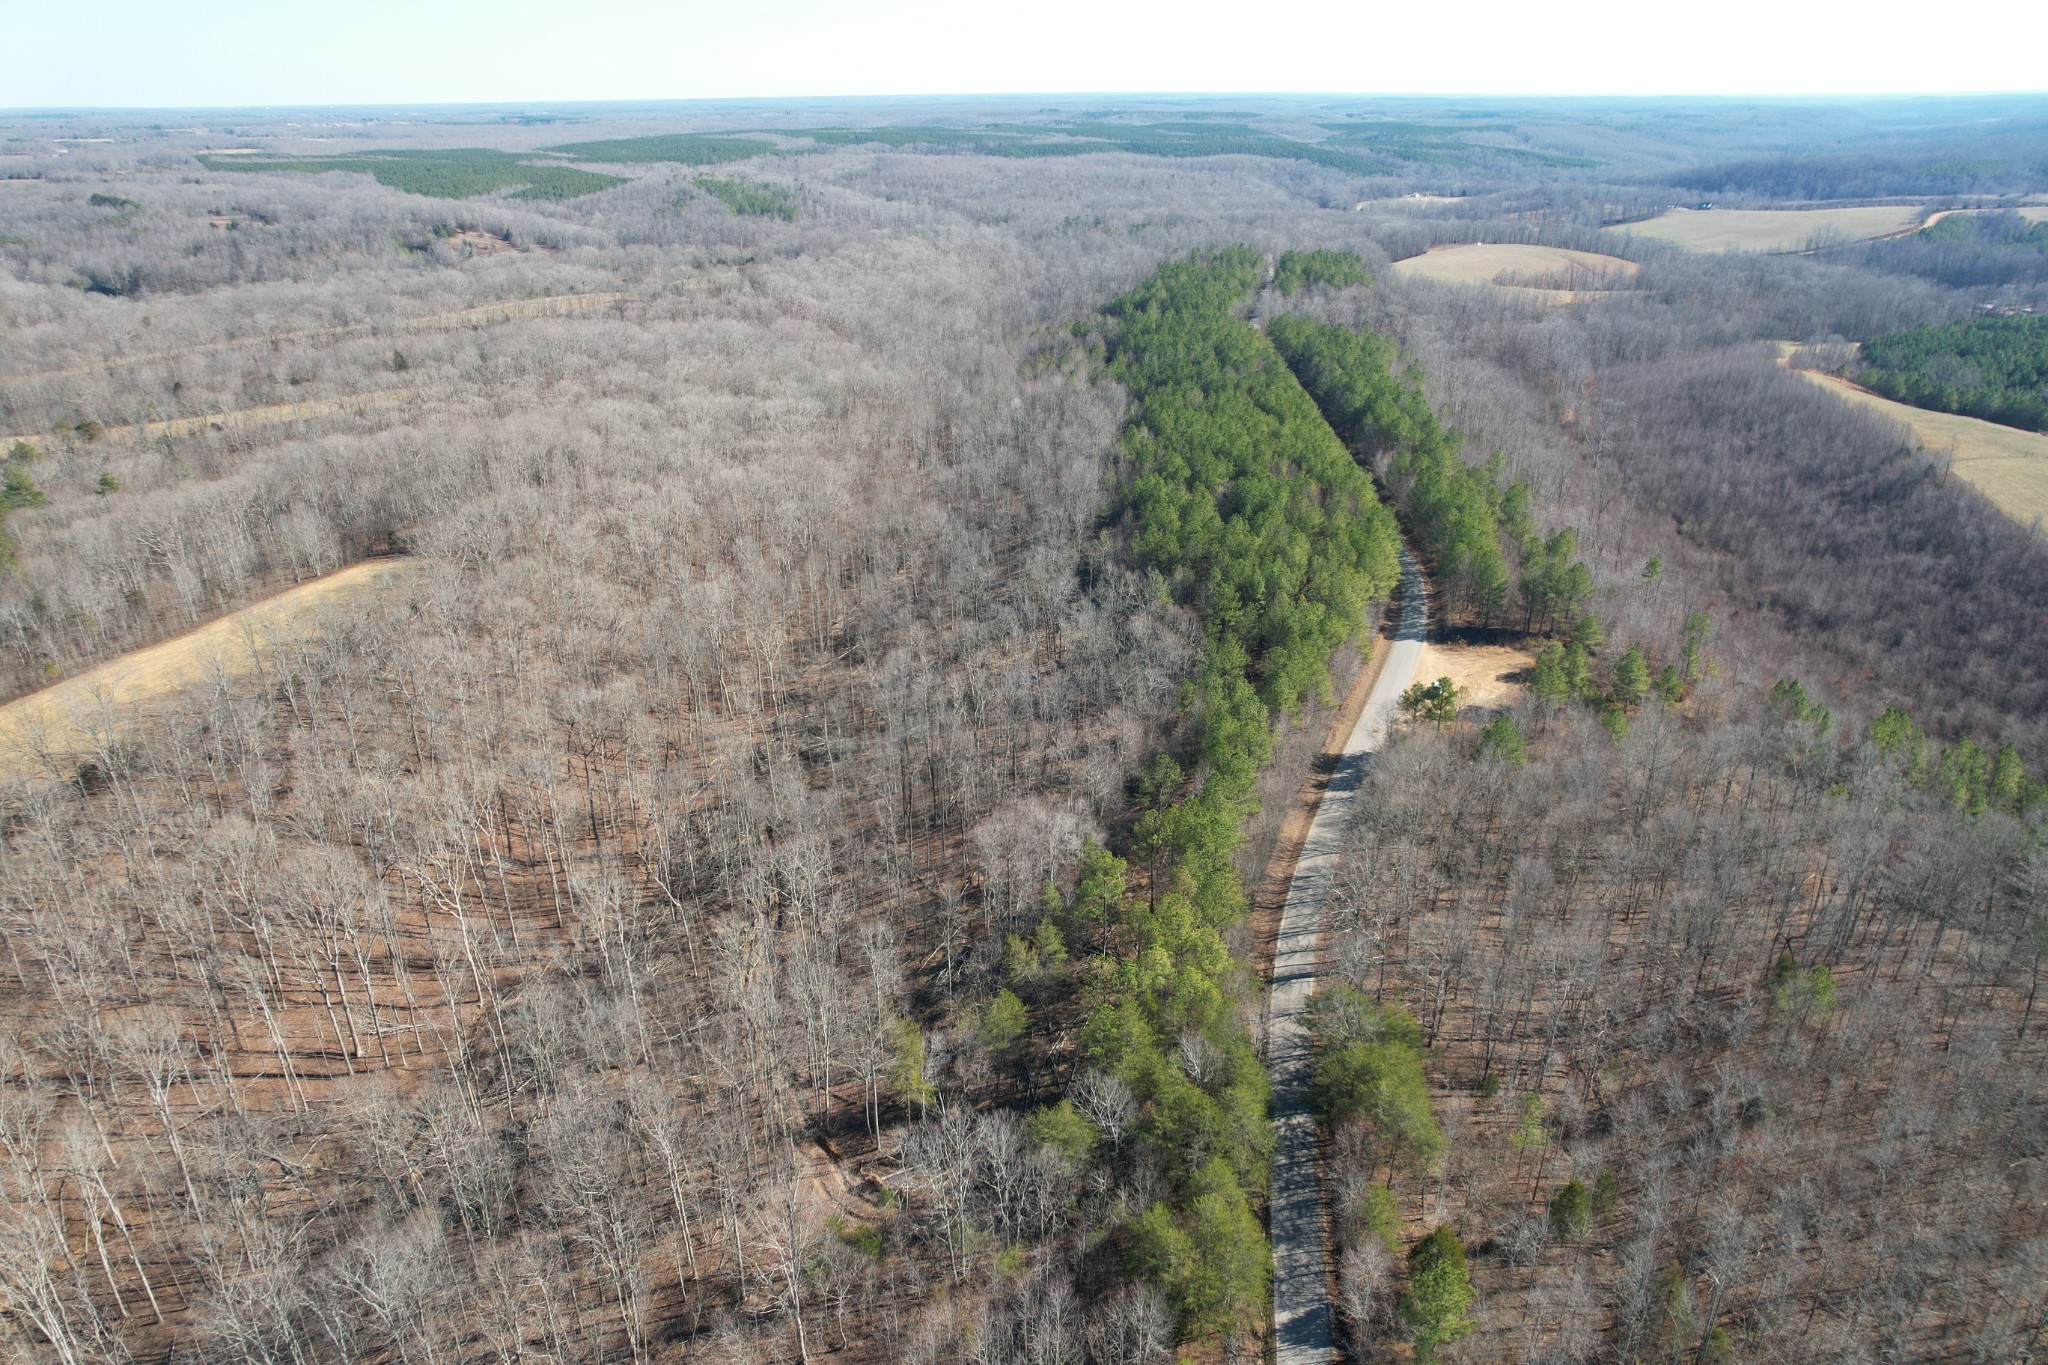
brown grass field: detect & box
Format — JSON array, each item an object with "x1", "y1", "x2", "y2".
[
  {"x1": 0, "y1": 557, "x2": 419, "y2": 780},
  {"x1": 1388, "y1": 243, "x2": 1639, "y2": 304},
  {"x1": 1630, "y1": 204, "x2": 1927, "y2": 252},
  {"x1": 1777, "y1": 344, "x2": 2048, "y2": 529}
]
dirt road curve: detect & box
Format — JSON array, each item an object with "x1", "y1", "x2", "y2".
[{"x1": 1267, "y1": 547, "x2": 1427, "y2": 1361}]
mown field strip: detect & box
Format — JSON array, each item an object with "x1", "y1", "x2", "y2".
[
  {"x1": 0, "y1": 557, "x2": 420, "y2": 780},
  {"x1": 1, "y1": 386, "x2": 444, "y2": 453},
  {"x1": 20, "y1": 289, "x2": 636, "y2": 380}
]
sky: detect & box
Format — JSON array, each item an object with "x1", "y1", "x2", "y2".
[{"x1": 2, "y1": 0, "x2": 2042, "y2": 109}]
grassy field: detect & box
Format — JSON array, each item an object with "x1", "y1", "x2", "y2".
[
  {"x1": 1631, "y1": 204, "x2": 1926, "y2": 252},
  {"x1": 0, "y1": 558, "x2": 418, "y2": 780},
  {"x1": 1388, "y1": 243, "x2": 1638, "y2": 302},
  {"x1": 1779, "y1": 344, "x2": 2048, "y2": 528}
]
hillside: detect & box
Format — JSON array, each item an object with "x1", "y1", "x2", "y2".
[{"x1": 1, "y1": 97, "x2": 2045, "y2": 1365}]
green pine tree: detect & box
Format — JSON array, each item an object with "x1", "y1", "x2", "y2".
[
  {"x1": 1402, "y1": 1225, "x2": 1476, "y2": 1362},
  {"x1": 1611, "y1": 646, "x2": 1650, "y2": 709}
]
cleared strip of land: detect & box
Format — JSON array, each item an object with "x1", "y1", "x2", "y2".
[
  {"x1": 0, "y1": 557, "x2": 418, "y2": 780},
  {"x1": 1631, "y1": 205, "x2": 1926, "y2": 253},
  {"x1": 1778, "y1": 346, "x2": 2048, "y2": 528},
  {"x1": 21, "y1": 289, "x2": 634, "y2": 380},
  {"x1": 2, "y1": 386, "x2": 441, "y2": 455}
]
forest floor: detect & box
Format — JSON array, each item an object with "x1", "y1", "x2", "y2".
[
  {"x1": 0, "y1": 555, "x2": 417, "y2": 779},
  {"x1": 17, "y1": 288, "x2": 634, "y2": 382}
]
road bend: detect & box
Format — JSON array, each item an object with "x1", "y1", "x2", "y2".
[{"x1": 1267, "y1": 546, "x2": 1428, "y2": 1362}]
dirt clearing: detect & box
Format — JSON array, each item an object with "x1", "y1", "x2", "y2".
[{"x1": 1413, "y1": 640, "x2": 1533, "y2": 712}]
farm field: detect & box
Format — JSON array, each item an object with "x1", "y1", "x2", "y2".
[
  {"x1": 1779, "y1": 345, "x2": 2048, "y2": 527},
  {"x1": 0, "y1": 557, "x2": 416, "y2": 779},
  {"x1": 1631, "y1": 204, "x2": 1926, "y2": 251},
  {"x1": 1388, "y1": 242, "x2": 1638, "y2": 302}
]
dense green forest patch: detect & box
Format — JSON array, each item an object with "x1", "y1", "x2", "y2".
[
  {"x1": 1016, "y1": 248, "x2": 1402, "y2": 1341},
  {"x1": 1271, "y1": 315, "x2": 1549, "y2": 627},
  {"x1": 1856, "y1": 314, "x2": 2048, "y2": 432},
  {"x1": 545, "y1": 132, "x2": 781, "y2": 165},
  {"x1": 690, "y1": 175, "x2": 799, "y2": 220},
  {"x1": 1273, "y1": 249, "x2": 1371, "y2": 295},
  {"x1": 195, "y1": 148, "x2": 625, "y2": 200}
]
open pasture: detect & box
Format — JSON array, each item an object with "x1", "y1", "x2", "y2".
[
  {"x1": 1779, "y1": 344, "x2": 2048, "y2": 529},
  {"x1": 1388, "y1": 242, "x2": 1639, "y2": 302},
  {"x1": 1631, "y1": 204, "x2": 1927, "y2": 252}
]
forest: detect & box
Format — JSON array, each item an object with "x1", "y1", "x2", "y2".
[
  {"x1": 192, "y1": 148, "x2": 628, "y2": 201},
  {"x1": 1846, "y1": 208, "x2": 2048, "y2": 291},
  {"x1": 1855, "y1": 314, "x2": 2048, "y2": 432},
  {"x1": 0, "y1": 92, "x2": 2045, "y2": 1364}
]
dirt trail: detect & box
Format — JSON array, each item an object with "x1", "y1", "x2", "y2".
[
  {"x1": 3, "y1": 384, "x2": 444, "y2": 452},
  {"x1": 0, "y1": 556, "x2": 419, "y2": 781},
  {"x1": 1265, "y1": 547, "x2": 1428, "y2": 1363}
]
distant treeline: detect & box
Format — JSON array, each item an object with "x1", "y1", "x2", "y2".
[
  {"x1": 1857, "y1": 315, "x2": 2048, "y2": 433},
  {"x1": 550, "y1": 120, "x2": 1586, "y2": 177},
  {"x1": 196, "y1": 149, "x2": 624, "y2": 201},
  {"x1": 1664, "y1": 150, "x2": 2048, "y2": 200},
  {"x1": 197, "y1": 119, "x2": 1600, "y2": 204}
]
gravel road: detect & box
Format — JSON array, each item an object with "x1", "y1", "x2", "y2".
[{"x1": 1268, "y1": 547, "x2": 1428, "y2": 1362}]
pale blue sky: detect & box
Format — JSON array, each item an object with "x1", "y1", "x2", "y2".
[{"x1": 2, "y1": 0, "x2": 2041, "y2": 108}]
